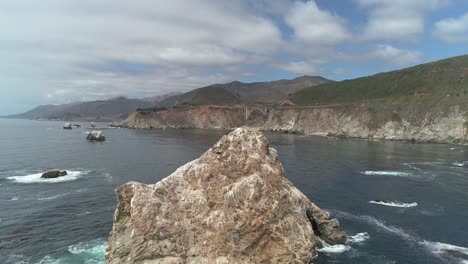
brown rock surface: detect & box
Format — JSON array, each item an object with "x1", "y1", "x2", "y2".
[{"x1": 106, "y1": 128, "x2": 346, "y2": 264}]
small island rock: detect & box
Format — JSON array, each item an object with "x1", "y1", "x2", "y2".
[
  {"x1": 86, "y1": 130, "x2": 105, "y2": 141},
  {"x1": 106, "y1": 128, "x2": 346, "y2": 264},
  {"x1": 41, "y1": 170, "x2": 68, "y2": 179}
]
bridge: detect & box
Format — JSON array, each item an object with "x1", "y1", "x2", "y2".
[{"x1": 244, "y1": 107, "x2": 268, "y2": 121}]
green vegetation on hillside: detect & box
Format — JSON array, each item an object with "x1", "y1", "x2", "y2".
[
  {"x1": 174, "y1": 76, "x2": 331, "y2": 106},
  {"x1": 290, "y1": 55, "x2": 468, "y2": 105},
  {"x1": 175, "y1": 85, "x2": 242, "y2": 106}
]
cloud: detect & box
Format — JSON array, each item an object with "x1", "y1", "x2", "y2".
[
  {"x1": 285, "y1": 0, "x2": 350, "y2": 45},
  {"x1": 371, "y1": 44, "x2": 422, "y2": 66},
  {"x1": 357, "y1": 0, "x2": 449, "y2": 40},
  {"x1": 434, "y1": 12, "x2": 468, "y2": 43},
  {"x1": 277, "y1": 61, "x2": 318, "y2": 75},
  {"x1": 0, "y1": 0, "x2": 284, "y2": 104}
]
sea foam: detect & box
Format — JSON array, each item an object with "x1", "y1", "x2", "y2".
[
  {"x1": 7, "y1": 170, "x2": 86, "y2": 184},
  {"x1": 363, "y1": 171, "x2": 413, "y2": 177},
  {"x1": 333, "y1": 210, "x2": 468, "y2": 263},
  {"x1": 369, "y1": 200, "x2": 418, "y2": 208},
  {"x1": 347, "y1": 232, "x2": 370, "y2": 244}
]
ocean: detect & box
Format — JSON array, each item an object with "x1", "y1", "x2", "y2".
[{"x1": 1, "y1": 119, "x2": 467, "y2": 264}]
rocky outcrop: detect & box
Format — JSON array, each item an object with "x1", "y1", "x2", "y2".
[
  {"x1": 86, "y1": 130, "x2": 106, "y2": 141},
  {"x1": 41, "y1": 170, "x2": 67, "y2": 179},
  {"x1": 106, "y1": 128, "x2": 345, "y2": 264}
]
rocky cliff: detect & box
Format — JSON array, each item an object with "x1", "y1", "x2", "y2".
[
  {"x1": 116, "y1": 95, "x2": 468, "y2": 144},
  {"x1": 106, "y1": 128, "x2": 346, "y2": 264}
]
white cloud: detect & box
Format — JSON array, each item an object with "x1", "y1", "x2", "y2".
[
  {"x1": 277, "y1": 61, "x2": 318, "y2": 75},
  {"x1": 357, "y1": 0, "x2": 450, "y2": 40},
  {"x1": 434, "y1": 12, "x2": 468, "y2": 43},
  {"x1": 371, "y1": 44, "x2": 422, "y2": 66},
  {"x1": 0, "y1": 0, "x2": 284, "y2": 105},
  {"x1": 285, "y1": 0, "x2": 350, "y2": 45}
]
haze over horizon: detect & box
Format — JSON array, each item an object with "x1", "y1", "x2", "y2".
[{"x1": 1, "y1": 0, "x2": 468, "y2": 115}]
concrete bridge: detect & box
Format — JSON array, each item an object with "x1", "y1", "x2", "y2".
[{"x1": 244, "y1": 107, "x2": 268, "y2": 121}]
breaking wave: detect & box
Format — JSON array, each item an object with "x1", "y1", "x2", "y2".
[
  {"x1": 317, "y1": 238, "x2": 351, "y2": 254},
  {"x1": 7, "y1": 170, "x2": 88, "y2": 184},
  {"x1": 369, "y1": 200, "x2": 418, "y2": 208}
]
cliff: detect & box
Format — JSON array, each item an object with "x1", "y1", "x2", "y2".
[
  {"x1": 115, "y1": 95, "x2": 468, "y2": 144},
  {"x1": 106, "y1": 128, "x2": 346, "y2": 263}
]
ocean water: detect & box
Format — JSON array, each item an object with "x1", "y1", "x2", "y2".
[{"x1": 1, "y1": 119, "x2": 467, "y2": 264}]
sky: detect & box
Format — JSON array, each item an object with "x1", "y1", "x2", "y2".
[{"x1": 1, "y1": 0, "x2": 468, "y2": 115}]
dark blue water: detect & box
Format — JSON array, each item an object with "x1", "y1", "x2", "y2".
[{"x1": 1, "y1": 119, "x2": 467, "y2": 264}]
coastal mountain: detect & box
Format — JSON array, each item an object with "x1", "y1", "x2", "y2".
[
  {"x1": 289, "y1": 55, "x2": 468, "y2": 105},
  {"x1": 118, "y1": 55, "x2": 468, "y2": 144},
  {"x1": 5, "y1": 93, "x2": 180, "y2": 121},
  {"x1": 172, "y1": 75, "x2": 331, "y2": 106}
]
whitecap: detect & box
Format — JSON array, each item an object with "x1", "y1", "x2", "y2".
[
  {"x1": 369, "y1": 200, "x2": 418, "y2": 208},
  {"x1": 9, "y1": 196, "x2": 19, "y2": 201},
  {"x1": 347, "y1": 232, "x2": 370, "y2": 244},
  {"x1": 7, "y1": 170, "x2": 87, "y2": 184},
  {"x1": 363, "y1": 171, "x2": 413, "y2": 177}
]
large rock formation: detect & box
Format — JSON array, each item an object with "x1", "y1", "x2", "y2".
[{"x1": 106, "y1": 128, "x2": 345, "y2": 264}]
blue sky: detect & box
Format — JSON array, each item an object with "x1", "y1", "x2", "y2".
[{"x1": 1, "y1": 0, "x2": 468, "y2": 114}]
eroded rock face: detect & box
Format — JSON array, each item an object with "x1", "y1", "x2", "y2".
[{"x1": 106, "y1": 128, "x2": 345, "y2": 264}]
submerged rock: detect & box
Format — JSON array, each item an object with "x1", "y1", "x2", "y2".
[
  {"x1": 106, "y1": 128, "x2": 346, "y2": 264},
  {"x1": 86, "y1": 130, "x2": 105, "y2": 141},
  {"x1": 41, "y1": 170, "x2": 67, "y2": 179}
]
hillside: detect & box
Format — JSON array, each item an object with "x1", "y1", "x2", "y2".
[
  {"x1": 6, "y1": 93, "x2": 180, "y2": 121},
  {"x1": 174, "y1": 75, "x2": 331, "y2": 106},
  {"x1": 289, "y1": 55, "x2": 468, "y2": 105}
]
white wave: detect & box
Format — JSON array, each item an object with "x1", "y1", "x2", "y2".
[
  {"x1": 453, "y1": 162, "x2": 466, "y2": 167},
  {"x1": 7, "y1": 170, "x2": 87, "y2": 184},
  {"x1": 369, "y1": 200, "x2": 418, "y2": 208},
  {"x1": 363, "y1": 171, "x2": 413, "y2": 177},
  {"x1": 9, "y1": 196, "x2": 19, "y2": 201},
  {"x1": 347, "y1": 232, "x2": 370, "y2": 244},
  {"x1": 317, "y1": 244, "x2": 351, "y2": 253}
]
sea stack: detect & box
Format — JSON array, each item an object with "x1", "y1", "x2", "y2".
[{"x1": 106, "y1": 128, "x2": 346, "y2": 264}]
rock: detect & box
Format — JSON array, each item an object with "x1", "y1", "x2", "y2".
[
  {"x1": 86, "y1": 130, "x2": 105, "y2": 141},
  {"x1": 63, "y1": 122, "x2": 72, "y2": 129},
  {"x1": 72, "y1": 124, "x2": 81, "y2": 128},
  {"x1": 106, "y1": 128, "x2": 346, "y2": 264},
  {"x1": 41, "y1": 170, "x2": 68, "y2": 179}
]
